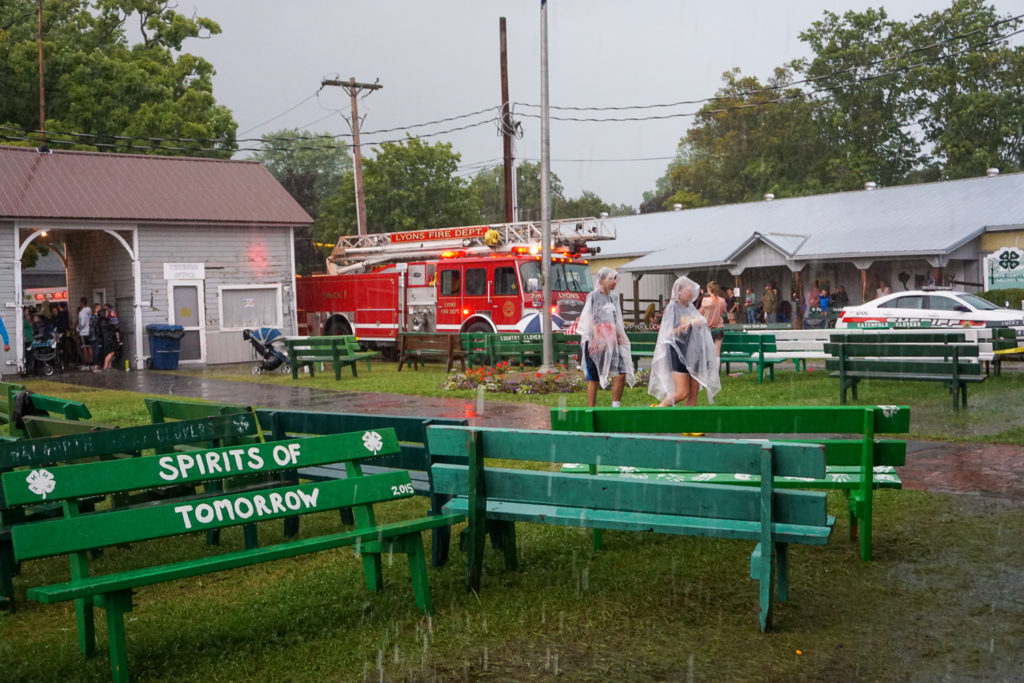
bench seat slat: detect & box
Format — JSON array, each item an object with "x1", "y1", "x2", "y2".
[
  {"x1": 558, "y1": 463, "x2": 902, "y2": 490},
  {"x1": 827, "y1": 369, "x2": 986, "y2": 382},
  {"x1": 26, "y1": 513, "x2": 464, "y2": 604},
  {"x1": 441, "y1": 497, "x2": 832, "y2": 545}
]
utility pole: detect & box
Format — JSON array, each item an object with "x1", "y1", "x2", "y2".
[
  {"x1": 37, "y1": 0, "x2": 45, "y2": 145},
  {"x1": 499, "y1": 18, "x2": 515, "y2": 224},
  {"x1": 322, "y1": 77, "x2": 382, "y2": 236}
]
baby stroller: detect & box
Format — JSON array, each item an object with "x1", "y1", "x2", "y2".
[
  {"x1": 242, "y1": 327, "x2": 291, "y2": 375},
  {"x1": 24, "y1": 331, "x2": 63, "y2": 376}
]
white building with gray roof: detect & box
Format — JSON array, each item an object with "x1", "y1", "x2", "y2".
[{"x1": 594, "y1": 171, "x2": 1024, "y2": 323}]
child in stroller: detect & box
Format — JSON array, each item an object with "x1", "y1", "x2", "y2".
[{"x1": 242, "y1": 327, "x2": 291, "y2": 375}]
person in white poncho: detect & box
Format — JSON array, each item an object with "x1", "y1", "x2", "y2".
[
  {"x1": 648, "y1": 276, "x2": 721, "y2": 406},
  {"x1": 577, "y1": 267, "x2": 635, "y2": 407}
]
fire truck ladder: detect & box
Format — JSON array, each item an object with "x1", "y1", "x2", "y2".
[{"x1": 328, "y1": 217, "x2": 615, "y2": 274}]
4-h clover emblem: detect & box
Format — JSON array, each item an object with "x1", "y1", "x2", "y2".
[
  {"x1": 361, "y1": 431, "x2": 384, "y2": 455},
  {"x1": 26, "y1": 469, "x2": 56, "y2": 499},
  {"x1": 998, "y1": 250, "x2": 1021, "y2": 270}
]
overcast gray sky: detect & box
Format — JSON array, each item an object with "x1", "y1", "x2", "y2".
[{"x1": 183, "y1": 1, "x2": 1008, "y2": 209}]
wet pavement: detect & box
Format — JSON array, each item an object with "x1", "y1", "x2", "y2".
[{"x1": 47, "y1": 370, "x2": 1024, "y2": 499}]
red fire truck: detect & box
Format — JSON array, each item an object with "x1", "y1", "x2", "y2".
[{"x1": 295, "y1": 217, "x2": 615, "y2": 351}]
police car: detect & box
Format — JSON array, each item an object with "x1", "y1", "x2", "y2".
[{"x1": 836, "y1": 289, "x2": 1024, "y2": 330}]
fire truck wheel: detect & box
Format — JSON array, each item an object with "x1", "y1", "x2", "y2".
[
  {"x1": 323, "y1": 316, "x2": 352, "y2": 336},
  {"x1": 464, "y1": 321, "x2": 493, "y2": 335}
]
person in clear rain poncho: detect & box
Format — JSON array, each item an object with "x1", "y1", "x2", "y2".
[
  {"x1": 577, "y1": 267, "x2": 635, "y2": 407},
  {"x1": 648, "y1": 276, "x2": 721, "y2": 406}
]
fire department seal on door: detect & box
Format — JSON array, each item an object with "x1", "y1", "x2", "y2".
[{"x1": 503, "y1": 301, "x2": 515, "y2": 317}]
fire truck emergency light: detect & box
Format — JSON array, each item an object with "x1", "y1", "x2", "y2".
[{"x1": 440, "y1": 250, "x2": 466, "y2": 258}]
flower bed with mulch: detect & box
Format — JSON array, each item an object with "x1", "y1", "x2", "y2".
[{"x1": 440, "y1": 362, "x2": 650, "y2": 395}]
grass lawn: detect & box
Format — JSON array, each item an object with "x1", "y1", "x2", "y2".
[{"x1": 1, "y1": 363, "x2": 1021, "y2": 681}]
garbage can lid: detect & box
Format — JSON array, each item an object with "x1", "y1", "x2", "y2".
[{"x1": 146, "y1": 324, "x2": 184, "y2": 332}]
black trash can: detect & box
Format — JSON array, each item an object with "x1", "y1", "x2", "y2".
[{"x1": 146, "y1": 324, "x2": 185, "y2": 370}]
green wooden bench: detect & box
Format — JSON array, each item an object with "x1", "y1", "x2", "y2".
[
  {"x1": 550, "y1": 405, "x2": 910, "y2": 561},
  {"x1": 0, "y1": 412, "x2": 263, "y2": 612},
  {"x1": 625, "y1": 330, "x2": 657, "y2": 369},
  {"x1": 397, "y1": 332, "x2": 468, "y2": 373},
  {"x1": 721, "y1": 331, "x2": 783, "y2": 383},
  {"x1": 255, "y1": 408, "x2": 469, "y2": 567},
  {"x1": 3, "y1": 429, "x2": 464, "y2": 682},
  {"x1": 428, "y1": 425, "x2": 833, "y2": 632},
  {"x1": 0, "y1": 381, "x2": 92, "y2": 438},
  {"x1": 825, "y1": 333, "x2": 985, "y2": 411},
  {"x1": 145, "y1": 399, "x2": 272, "y2": 545},
  {"x1": 284, "y1": 335, "x2": 376, "y2": 380}
]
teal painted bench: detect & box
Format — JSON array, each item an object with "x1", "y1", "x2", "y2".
[
  {"x1": 0, "y1": 412, "x2": 263, "y2": 612},
  {"x1": 284, "y1": 335, "x2": 376, "y2": 380},
  {"x1": 428, "y1": 425, "x2": 833, "y2": 632},
  {"x1": 825, "y1": 333, "x2": 985, "y2": 410},
  {"x1": 3, "y1": 429, "x2": 464, "y2": 682},
  {"x1": 550, "y1": 405, "x2": 910, "y2": 561}
]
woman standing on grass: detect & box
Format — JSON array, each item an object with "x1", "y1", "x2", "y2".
[
  {"x1": 649, "y1": 276, "x2": 720, "y2": 407},
  {"x1": 577, "y1": 267, "x2": 634, "y2": 407},
  {"x1": 699, "y1": 280, "x2": 727, "y2": 355}
]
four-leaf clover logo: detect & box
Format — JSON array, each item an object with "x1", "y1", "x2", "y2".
[
  {"x1": 361, "y1": 431, "x2": 384, "y2": 455},
  {"x1": 26, "y1": 469, "x2": 56, "y2": 499},
  {"x1": 998, "y1": 250, "x2": 1021, "y2": 270}
]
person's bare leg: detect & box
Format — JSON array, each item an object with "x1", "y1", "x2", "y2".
[
  {"x1": 611, "y1": 374, "x2": 625, "y2": 404},
  {"x1": 685, "y1": 376, "x2": 700, "y2": 406},
  {"x1": 714, "y1": 337, "x2": 723, "y2": 355},
  {"x1": 587, "y1": 380, "x2": 599, "y2": 407},
  {"x1": 658, "y1": 372, "x2": 688, "y2": 406}
]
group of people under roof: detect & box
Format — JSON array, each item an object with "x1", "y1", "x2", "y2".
[{"x1": 577, "y1": 267, "x2": 721, "y2": 408}]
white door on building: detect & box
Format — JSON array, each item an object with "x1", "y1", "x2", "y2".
[{"x1": 168, "y1": 280, "x2": 205, "y2": 362}]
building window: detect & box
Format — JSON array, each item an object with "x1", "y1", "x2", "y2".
[{"x1": 219, "y1": 285, "x2": 282, "y2": 330}]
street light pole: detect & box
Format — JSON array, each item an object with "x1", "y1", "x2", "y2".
[{"x1": 539, "y1": 0, "x2": 553, "y2": 370}]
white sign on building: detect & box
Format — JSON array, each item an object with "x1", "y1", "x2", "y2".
[
  {"x1": 985, "y1": 247, "x2": 1024, "y2": 290},
  {"x1": 163, "y1": 262, "x2": 206, "y2": 280}
]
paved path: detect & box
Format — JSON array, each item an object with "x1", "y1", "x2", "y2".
[{"x1": 48, "y1": 370, "x2": 1023, "y2": 499}]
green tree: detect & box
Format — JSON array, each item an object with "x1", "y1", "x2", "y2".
[
  {"x1": 904, "y1": 0, "x2": 1024, "y2": 177},
  {"x1": 316, "y1": 136, "x2": 478, "y2": 241},
  {"x1": 554, "y1": 190, "x2": 633, "y2": 219},
  {"x1": 0, "y1": 0, "x2": 236, "y2": 157},
  {"x1": 252, "y1": 129, "x2": 352, "y2": 274}
]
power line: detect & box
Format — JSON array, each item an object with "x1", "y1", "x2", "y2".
[
  {"x1": 237, "y1": 89, "x2": 323, "y2": 135},
  {"x1": 514, "y1": 12, "x2": 1024, "y2": 113}
]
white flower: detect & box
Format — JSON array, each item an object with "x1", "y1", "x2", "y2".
[
  {"x1": 26, "y1": 469, "x2": 56, "y2": 499},
  {"x1": 878, "y1": 405, "x2": 900, "y2": 418},
  {"x1": 692, "y1": 473, "x2": 717, "y2": 482},
  {"x1": 734, "y1": 473, "x2": 754, "y2": 481},
  {"x1": 361, "y1": 431, "x2": 384, "y2": 455}
]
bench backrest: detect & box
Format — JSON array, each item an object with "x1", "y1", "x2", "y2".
[
  {"x1": 0, "y1": 382, "x2": 92, "y2": 437},
  {"x1": 398, "y1": 333, "x2": 457, "y2": 354},
  {"x1": 255, "y1": 409, "x2": 467, "y2": 474},
  {"x1": 146, "y1": 398, "x2": 246, "y2": 423},
  {"x1": 722, "y1": 332, "x2": 776, "y2": 354},
  {"x1": 3, "y1": 430, "x2": 408, "y2": 561},
  {"x1": 550, "y1": 406, "x2": 910, "y2": 467},
  {"x1": 0, "y1": 412, "x2": 262, "y2": 475},
  {"x1": 427, "y1": 426, "x2": 828, "y2": 526},
  {"x1": 21, "y1": 416, "x2": 116, "y2": 439}
]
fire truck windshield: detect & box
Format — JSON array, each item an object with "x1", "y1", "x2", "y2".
[{"x1": 519, "y1": 261, "x2": 593, "y2": 293}]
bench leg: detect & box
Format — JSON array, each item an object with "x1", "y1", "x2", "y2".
[
  {"x1": 360, "y1": 550, "x2": 384, "y2": 593},
  {"x1": 0, "y1": 540, "x2": 15, "y2": 611},
  {"x1": 242, "y1": 523, "x2": 259, "y2": 550},
  {"x1": 776, "y1": 543, "x2": 789, "y2": 602},
  {"x1": 488, "y1": 520, "x2": 518, "y2": 571},
  {"x1": 749, "y1": 542, "x2": 776, "y2": 632},
  {"x1": 396, "y1": 533, "x2": 433, "y2": 615},
  {"x1": 101, "y1": 590, "x2": 133, "y2": 683}
]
